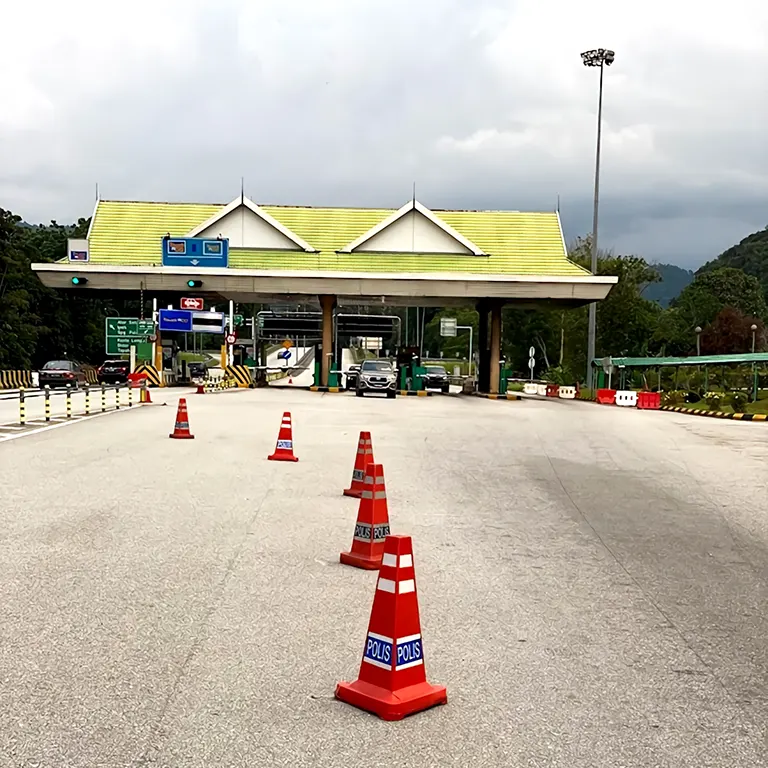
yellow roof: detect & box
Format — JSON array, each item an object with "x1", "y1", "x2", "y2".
[{"x1": 87, "y1": 200, "x2": 589, "y2": 276}]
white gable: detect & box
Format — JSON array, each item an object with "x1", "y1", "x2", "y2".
[
  {"x1": 341, "y1": 200, "x2": 484, "y2": 255},
  {"x1": 196, "y1": 206, "x2": 299, "y2": 249},
  {"x1": 187, "y1": 197, "x2": 315, "y2": 251}
]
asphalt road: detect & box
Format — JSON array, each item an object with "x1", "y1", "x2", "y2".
[{"x1": 1, "y1": 392, "x2": 767, "y2": 766}]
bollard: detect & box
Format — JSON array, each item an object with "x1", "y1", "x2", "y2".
[
  {"x1": 115, "y1": 384, "x2": 120, "y2": 410},
  {"x1": 84, "y1": 383, "x2": 91, "y2": 415},
  {"x1": 19, "y1": 387, "x2": 26, "y2": 426},
  {"x1": 66, "y1": 384, "x2": 72, "y2": 419},
  {"x1": 128, "y1": 383, "x2": 133, "y2": 407},
  {"x1": 44, "y1": 385, "x2": 51, "y2": 422},
  {"x1": 141, "y1": 380, "x2": 147, "y2": 403},
  {"x1": 101, "y1": 382, "x2": 106, "y2": 413}
]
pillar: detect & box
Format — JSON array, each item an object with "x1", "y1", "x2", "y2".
[
  {"x1": 320, "y1": 294, "x2": 336, "y2": 387},
  {"x1": 489, "y1": 302, "x2": 502, "y2": 395},
  {"x1": 477, "y1": 301, "x2": 490, "y2": 393}
]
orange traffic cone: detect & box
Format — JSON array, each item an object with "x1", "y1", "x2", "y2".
[
  {"x1": 196, "y1": 383, "x2": 205, "y2": 394},
  {"x1": 169, "y1": 398, "x2": 194, "y2": 439},
  {"x1": 268, "y1": 411, "x2": 298, "y2": 462},
  {"x1": 340, "y1": 462, "x2": 390, "y2": 570},
  {"x1": 344, "y1": 431, "x2": 374, "y2": 497},
  {"x1": 336, "y1": 534, "x2": 447, "y2": 720}
]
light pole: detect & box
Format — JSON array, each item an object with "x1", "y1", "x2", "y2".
[
  {"x1": 695, "y1": 326, "x2": 702, "y2": 356},
  {"x1": 581, "y1": 47, "x2": 615, "y2": 389}
]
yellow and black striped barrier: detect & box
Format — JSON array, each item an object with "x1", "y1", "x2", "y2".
[
  {"x1": 66, "y1": 387, "x2": 72, "y2": 419},
  {"x1": 134, "y1": 364, "x2": 161, "y2": 387},
  {"x1": 475, "y1": 392, "x2": 523, "y2": 401},
  {"x1": 19, "y1": 387, "x2": 26, "y2": 425},
  {"x1": 661, "y1": 405, "x2": 768, "y2": 421},
  {"x1": 44, "y1": 387, "x2": 51, "y2": 422},
  {"x1": 225, "y1": 365, "x2": 253, "y2": 388},
  {"x1": 398, "y1": 390, "x2": 431, "y2": 397},
  {"x1": 1, "y1": 370, "x2": 33, "y2": 389},
  {"x1": 309, "y1": 386, "x2": 343, "y2": 393}
]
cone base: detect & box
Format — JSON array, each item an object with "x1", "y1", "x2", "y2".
[
  {"x1": 268, "y1": 453, "x2": 299, "y2": 462},
  {"x1": 343, "y1": 488, "x2": 363, "y2": 498},
  {"x1": 335, "y1": 679, "x2": 447, "y2": 721},
  {"x1": 339, "y1": 550, "x2": 382, "y2": 570},
  {"x1": 169, "y1": 433, "x2": 195, "y2": 439}
]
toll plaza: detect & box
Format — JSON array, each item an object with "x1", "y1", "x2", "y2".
[{"x1": 32, "y1": 195, "x2": 615, "y2": 393}]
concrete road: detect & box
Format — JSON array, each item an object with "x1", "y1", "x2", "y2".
[{"x1": 1, "y1": 394, "x2": 768, "y2": 767}]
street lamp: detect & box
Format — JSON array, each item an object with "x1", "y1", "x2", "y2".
[
  {"x1": 695, "y1": 326, "x2": 702, "y2": 356},
  {"x1": 581, "y1": 47, "x2": 615, "y2": 390},
  {"x1": 751, "y1": 324, "x2": 758, "y2": 353}
]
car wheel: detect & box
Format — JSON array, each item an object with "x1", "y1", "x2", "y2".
[
  {"x1": 442, "y1": 385, "x2": 449, "y2": 393},
  {"x1": 387, "y1": 391, "x2": 396, "y2": 399},
  {"x1": 356, "y1": 389, "x2": 364, "y2": 397}
]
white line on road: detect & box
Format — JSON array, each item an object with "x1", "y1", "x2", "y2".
[{"x1": 0, "y1": 405, "x2": 148, "y2": 443}]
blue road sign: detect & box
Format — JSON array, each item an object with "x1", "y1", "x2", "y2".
[
  {"x1": 158, "y1": 309, "x2": 193, "y2": 332},
  {"x1": 278, "y1": 348, "x2": 292, "y2": 360},
  {"x1": 162, "y1": 237, "x2": 229, "y2": 268}
]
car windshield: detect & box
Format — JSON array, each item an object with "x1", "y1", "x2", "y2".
[
  {"x1": 426, "y1": 366, "x2": 446, "y2": 374},
  {"x1": 361, "y1": 361, "x2": 392, "y2": 372},
  {"x1": 43, "y1": 361, "x2": 72, "y2": 370}
]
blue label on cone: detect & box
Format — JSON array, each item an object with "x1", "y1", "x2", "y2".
[
  {"x1": 277, "y1": 439, "x2": 292, "y2": 449},
  {"x1": 363, "y1": 632, "x2": 393, "y2": 670},
  {"x1": 395, "y1": 636, "x2": 423, "y2": 670}
]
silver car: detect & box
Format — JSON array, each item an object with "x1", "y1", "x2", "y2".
[{"x1": 356, "y1": 359, "x2": 397, "y2": 398}]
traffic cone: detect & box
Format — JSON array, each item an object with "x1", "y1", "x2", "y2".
[
  {"x1": 340, "y1": 462, "x2": 390, "y2": 569},
  {"x1": 197, "y1": 383, "x2": 205, "y2": 394},
  {"x1": 169, "y1": 398, "x2": 194, "y2": 439},
  {"x1": 343, "y1": 431, "x2": 374, "y2": 497},
  {"x1": 336, "y1": 534, "x2": 447, "y2": 720},
  {"x1": 268, "y1": 411, "x2": 298, "y2": 462}
]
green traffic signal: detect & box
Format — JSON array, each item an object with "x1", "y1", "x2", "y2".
[
  {"x1": 187, "y1": 279, "x2": 202, "y2": 288},
  {"x1": 71, "y1": 276, "x2": 88, "y2": 285}
]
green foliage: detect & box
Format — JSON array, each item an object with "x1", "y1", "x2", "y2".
[
  {"x1": 542, "y1": 365, "x2": 574, "y2": 385},
  {"x1": 662, "y1": 390, "x2": 685, "y2": 406},
  {"x1": 698, "y1": 227, "x2": 768, "y2": 302},
  {"x1": 674, "y1": 268, "x2": 767, "y2": 325},
  {"x1": 705, "y1": 392, "x2": 723, "y2": 409},
  {"x1": 728, "y1": 391, "x2": 748, "y2": 412}
]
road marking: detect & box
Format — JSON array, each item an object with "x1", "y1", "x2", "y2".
[{"x1": 0, "y1": 405, "x2": 148, "y2": 443}]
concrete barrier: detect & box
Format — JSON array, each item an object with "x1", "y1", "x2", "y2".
[
  {"x1": 558, "y1": 386, "x2": 576, "y2": 399},
  {"x1": 0, "y1": 370, "x2": 33, "y2": 389},
  {"x1": 536, "y1": 384, "x2": 547, "y2": 397},
  {"x1": 615, "y1": 390, "x2": 638, "y2": 407}
]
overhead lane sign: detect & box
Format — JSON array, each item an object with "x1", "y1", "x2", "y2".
[
  {"x1": 158, "y1": 309, "x2": 193, "y2": 332},
  {"x1": 161, "y1": 237, "x2": 229, "y2": 268}
]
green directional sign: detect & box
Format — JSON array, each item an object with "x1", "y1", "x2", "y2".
[
  {"x1": 105, "y1": 317, "x2": 155, "y2": 356},
  {"x1": 234, "y1": 314, "x2": 245, "y2": 327}
]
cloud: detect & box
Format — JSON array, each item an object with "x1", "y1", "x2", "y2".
[{"x1": 1, "y1": 0, "x2": 766, "y2": 269}]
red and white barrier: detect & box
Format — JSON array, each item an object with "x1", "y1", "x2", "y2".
[
  {"x1": 615, "y1": 390, "x2": 637, "y2": 407},
  {"x1": 558, "y1": 386, "x2": 576, "y2": 399}
]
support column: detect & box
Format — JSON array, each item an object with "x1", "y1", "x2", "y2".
[
  {"x1": 489, "y1": 302, "x2": 502, "y2": 395},
  {"x1": 320, "y1": 294, "x2": 336, "y2": 387},
  {"x1": 477, "y1": 301, "x2": 490, "y2": 393}
]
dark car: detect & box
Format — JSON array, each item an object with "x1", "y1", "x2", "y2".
[
  {"x1": 345, "y1": 364, "x2": 361, "y2": 391},
  {"x1": 39, "y1": 360, "x2": 88, "y2": 389},
  {"x1": 97, "y1": 359, "x2": 130, "y2": 384},
  {"x1": 356, "y1": 359, "x2": 397, "y2": 398},
  {"x1": 187, "y1": 362, "x2": 208, "y2": 380},
  {"x1": 422, "y1": 365, "x2": 450, "y2": 393}
]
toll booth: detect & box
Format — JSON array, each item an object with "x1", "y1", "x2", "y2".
[
  {"x1": 396, "y1": 347, "x2": 427, "y2": 391},
  {"x1": 313, "y1": 346, "x2": 340, "y2": 387}
]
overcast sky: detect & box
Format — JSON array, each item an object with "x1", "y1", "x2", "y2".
[{"x1": 2, "y1": 0, "x2": 766, "y2": 268}]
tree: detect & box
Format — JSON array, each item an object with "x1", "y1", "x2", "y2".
[
  {"x1": 698, "y1": 226, "x2": 768, "y2": 301},
  {"x1": 673, "y1": 267, "x2": 768, "y2": 325},
  {"x1": 700, "y1": 307, "x2": 766, "y2": 355}
]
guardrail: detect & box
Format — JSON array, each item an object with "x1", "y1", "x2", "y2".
[{"x1": 1, "y1": 381, "x2": 148, "y2": 426}]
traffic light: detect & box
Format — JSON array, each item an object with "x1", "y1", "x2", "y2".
[
  {"x1": 186, "y1": 279, "x2": 202, "y2": 288},
  {"x1": 71, "y1": 276, "x2": 88, "y2": 286}
]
